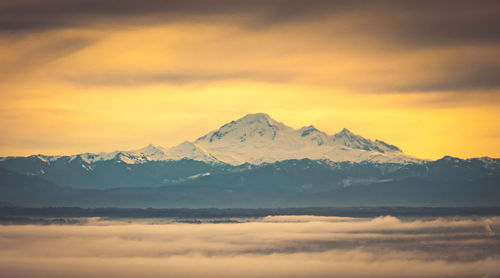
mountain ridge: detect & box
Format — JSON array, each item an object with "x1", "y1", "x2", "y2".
[
  {"x1": 1, "y1": 156, "x2": 499, "y2": 207},
  {"x1": 1, "y1": 113, "x2": 498, "y2": 207}
]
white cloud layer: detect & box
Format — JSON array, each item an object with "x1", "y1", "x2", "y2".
[{"x1": 0, "y1": 216, "x2": 499, "y2": 278}]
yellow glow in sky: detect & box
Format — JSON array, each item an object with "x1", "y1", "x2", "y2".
[{"x1": 0, "y1": 20, "x2": 499, "y2": 159}]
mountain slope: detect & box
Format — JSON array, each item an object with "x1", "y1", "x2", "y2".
[{"x1": 0, "y1": 157, "x2": 498, "y2": 207}]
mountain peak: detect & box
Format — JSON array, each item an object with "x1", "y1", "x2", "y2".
[
  {"x1": 235, "y1": 113, "x2": 284, "y2": 129},
  {"x1": 300, "y1": 125, "x2": 318, "y2": 132},
  {"x1": 165, "y1": 141, "x2": 218, "y2": 163},
  {"x1": 299, "y1": 125, "x2": 328, "y2": 146},
  {"x1": 239, "y1": 113, "x2": 272, "y2": 121},
  {"x1": 190, "y1": 113, "x2": 413, "y2": 164},
  {"x1": 134, "y1": 144, "x2": 165, "y2": 155},
  {"x1": 195, "y1": 113, "x2": 292, "y2": 144},
  {"x1": 332, "y1": 128, "x2": 401, "y2": 153},
  {"x1": 299, "y1": 125, "x2": 320, "y2": 136},
  {"x1": 336, "y1": 128, "x2": 359, "y2": 138},
  {"x1": 333, "y1": 128, "x2": 359, "y2": 140},
  {"x1": 439, "y1": 155, "x2": 461, "y2": 162}
]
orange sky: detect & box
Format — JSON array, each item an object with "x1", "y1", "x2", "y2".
[{"x1": 0, "y1": 1, "x2": 499, "y2": 159}]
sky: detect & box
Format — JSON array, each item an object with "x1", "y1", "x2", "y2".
[{"x1": 0, "y1": 0, "x2": 499, "y2": 159}]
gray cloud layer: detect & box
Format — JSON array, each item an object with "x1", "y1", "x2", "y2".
[
  {"x1": 1, "y1": 1, "x2": 499, "y2": 94},
  {"x1": 0, "y1": 216, "x2": 499, "y2": 278},
  {"x1": 67, "y1": 71, "x2": 295, "y2": 87},
  {"x1": 2, "y1": 0, "x2": 499, "y2": 47}
]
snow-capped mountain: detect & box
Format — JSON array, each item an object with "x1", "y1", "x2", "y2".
[
  {"x1": 4, "y1": 113, "x2": 421, "y2": 165},
  {"x1": 191, "y1": 113, "x2": 419, "y2": 164},
  {"x1": 1, "y1": 113, "x2": 499, "y2": 207}
]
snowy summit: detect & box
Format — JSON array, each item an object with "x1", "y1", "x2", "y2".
[
  {"x1": 28, "y1": 113, "x2": 421, "y2": 165},
  {"x1": 191, "y1": 113, "x2": 417, "y2": 164}
]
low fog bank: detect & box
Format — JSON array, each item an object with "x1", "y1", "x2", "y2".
[{"x1": 0, "y1": 216, "x2": 499, "y2": 278}]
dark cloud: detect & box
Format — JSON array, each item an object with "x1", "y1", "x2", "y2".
[
  {"x1": 371, "y1": 61, "x2": 500, "y2": 93},
  {"x1": 401, "y1": 64, "x2": 500, "y2": 92},
  {"x1": 22, "y1": 38, "x2": 96, "y2": 64},
  {"x1": 64, "y1": 58, "x2": 500, "y2": 92},
  {"x1": 2, "y1": 0, "x2": 500, "y2": 93},
  {"x1": 1, "y1": 1, "x2": 499, "y2": 47},
  {"x1": 0, "y1": 37, "x2": 98, "y2": 77},
  {"x1": 354, "y1": 1, "x2": 500, "y2": 48},
  {"x1": 66, "y1": 71, "x2": 295, "y2": 87}
]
